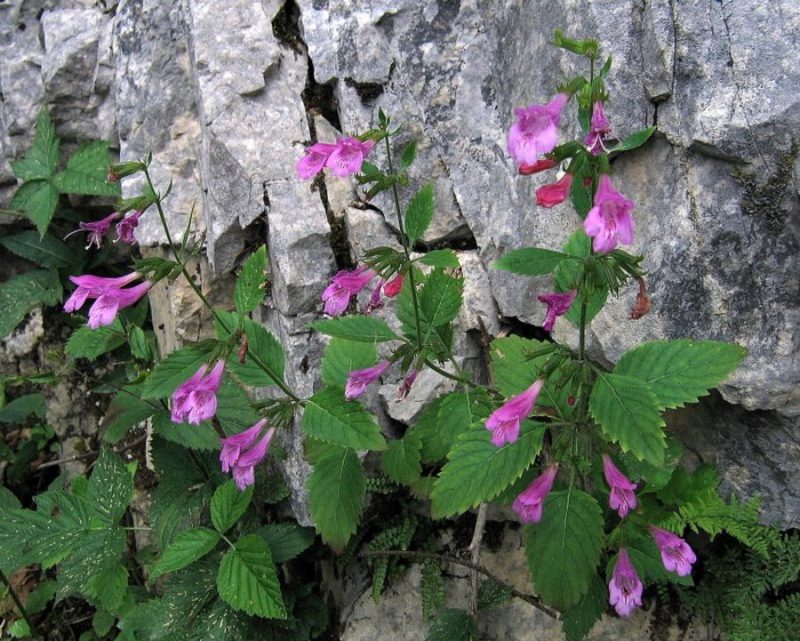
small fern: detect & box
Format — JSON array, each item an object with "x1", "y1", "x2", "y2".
[
  {"x1": 367, "y1": 517, "x2": 417, "y2": 602},
  {"x1": 421, "y1": 559, "x2": 446, "y2": 620}
]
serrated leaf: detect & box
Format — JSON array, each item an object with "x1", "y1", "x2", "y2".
[
  {"x1": 614, "y1": 339, "x2": 746, "y2": 409},
  {"x1": 426, "y1": 608, "x2": 478, "y2": 641},
  {"x1": 92, "y1": 609, "x2": 116, "y2": 637},
  {"x1": 303, "y1": 387, "x2": 387, "y2": 451},
  {"x1": 58, "y1": 526, "x2": 127, "y2": 601},
  {"x1": 53, "y1": 141, "x2": 120, "y2": 196},
  {"x1": 10, "y1": 109, "x2": 58, "y2": 180},
  {"x1": 234, "y1": 245, "x2": 267, "y2": 314},
  {"x1": 85, "y1": 563, "x2": 128, "y2": 612},
  {"x1": 9, "y1": 179, "x2": 59, "y2": 236},
  {"x1": 308, "y1": 447, "x2": 365, "y2": 551},
  {"x1": 405, "y1": 183, "x2": 435, "y2": 244},
  {"x1": 150, "y1": 528, "x2": 221, "y2": 579},
  {"x1": 216, "y1": 534, "x2": 286, "y2": 618},
  {"x1": 418, "y1": 249, "x2": 460, "y2": 268},
  {"x1": 413, "y1": 391, "x2": 492, "y2": 463},
  {"x1": 214, "y1": 377, "x2": 261, "y2": 436},
  {"x1": 0, "y1": 487, "x2": 22, "y2": 510},
  {"x1": 0, "y1": 231, "x2": 77, "y2": 269},
  {"x1": 321, "y1": 337, "x2": 377, "y2": 387},
  {"x1": 0, "y1": 393, "x2": 46, "y2": 423},
  {"x1": 609, "y1": 126, "x2": 656, "y2": 153},
  {"x1": 219, "y1": 312, "x2": 285, "y2": 387},
  {"x1": 129, "y1": 326, "x2": 152, "y2": 361},
  {"x1": 211, "y1": 480, "x2": 253, "y2": 534},
  {"x1": 152, "y1": 409, "x2": 220, "y2": 450},
  {"x1": 382, "y1": 432, "x2": 422, "y2": 485},
  {"x1": 0, "y1": 269, "x2": 61, "y2": 338},
  {"x1": 140, "y1": 345, "x2": 215, "y2": 399},
  {"x1": 419, "y1": 268, "x2": 462, "y2": 329},
  {"x1": 477, "y1": 578, "x2": 513, "y2": 610},
  {"x1": 253, "y1": 523, "x2": 315, "y2": 564},
  {"x1": 399, "y1": 140, "x2": 417, "y2": 171},
  {"x1": 312, "y1": 316, "x2": 398, "y2": 342},
  {"x1": 590, "y1": 372, "x2": 666, "y2": 465},
  {"x1": 554, "y1": 229, "x2": 607, "y2": 325},
  {"x1": 526, "y1": 488, "x2": 604, "y2": 610},
  {"x1": 65, "y1": 319, "x2": 127, "y2": 361},
  {"x1": 430, "y1": 421, "x2": 545, "y2": 518},
  {"x1": 88, "y1": 448, "x2": 134, "y2": 525},
  {"x1": 569, "y1": 170, "x2": 593, "y2": 218},
  {"x1": 492, "y1": 248, "x2": 567, "y2": 275},
  {"x1": 561, "y1": 573, "x2": 606, "y2": 641}
]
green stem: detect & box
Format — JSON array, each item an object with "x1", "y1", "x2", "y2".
[
  {"x1": 578, "y1": 297, "x2": 588, "y2": 361},
  {"x1": 384, "y1": 136, "x2": 423, "y2": 350},
  {"x1": 143, "y1": 168, "x2": 302, "y2": 404},
  {"x1": 0, "y1": 569, "x2": 37, "y2": 637}
]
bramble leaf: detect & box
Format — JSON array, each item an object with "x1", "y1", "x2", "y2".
[
  {"x1": 303, "y1": 387, "x2": 387, "y2": 451},
  {"x1": 405, "y1": 183, "x2": 435, "y2": 244},
  {"x1": 321, "y1": 337, "x2": 377, "y2": 387},
  {"x1": 493, "y1": 248, "x2": 567, "y2": 275},
  {"x1": 234, "y1": 245, "x2": 268, "y2": 314},
  {"x1": 313, "y1": 316, "x2": 399, "y2": 343},
  {"x1": 216, "y1": 534, "x2": 286, "y2": 618},
  {"x1": 425, "y1": 608, "x2": 478, "y2": 641},
  {"x1": 0, "y1": 231, "x2": 77, "y2": 269},
  {"x1": 10, "y1": 109, "x2": 58, "y2": 180},
  {"x1": 382, "y1": 432, "x2": 423, "y2": 485},
  {"x1": 150, "y1": 528, "x2": 221, "y2": 580},
  {"x1": 9, "y1": 180, "x2": 59, "y2": 236},
  {"x1": 53, "y1": 141, "x2": 120, "y2": 196},
  {"x1": 141, "y1": 345, "x2": 216, "y2": 399},
  {"x1": 211, "y1": 480, "x2": 253, "y2": 534}
]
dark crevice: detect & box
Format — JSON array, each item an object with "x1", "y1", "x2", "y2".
[
  {"x1": 412, "y1": 227, "x2": 478, "y2": 252},
  {"x1": 497, "y1": 316, "x2": 552, "y2": 342},
  {"x1": 271, "y1": 0, "x2": 304, "y2": 54},
  {"x1": 344, "y1": 78, "x2": 385, "y2": 106},
  {"x1": 302, "y1": 60, "x2": 341, "y2": 134}
]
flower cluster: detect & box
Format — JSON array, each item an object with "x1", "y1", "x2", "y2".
[
  {"x1": 484, "y1": 380, "x2": 544, "y2": 447},
  {"x1": 170, "y1": 360, "x2": 225, "y2": 425},
  {"x1": 297, "y1": 136, "x2": 374, "y2": 180},
  {"x1": 63, "y1": 272, "x2": 152, "y2": 329},
  {"x1": 220, "y1": 419, "x2": 276, "y2": 490},
  {"x1": 65, "y1": 210, "x2": 144, "y2": 249}
]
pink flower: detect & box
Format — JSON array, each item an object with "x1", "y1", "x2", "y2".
[
  {"x1": 485, "y1": 380, "x2": 544, "y2": 447},
  {"x1": 649, "y1": 526, "x2": 697, "y2": 577},
  {"x1": 583, "y1": 174, "x2": 635, "y2": 253},
  {"x1": 535, "y1": 173, "x2": 573, "y2": 208},
  {"x1": 220, "y1": 419, "x2": 276, "y2": 490},
  {"x1": 326, "y1": 137, "x2": 374, "y2": 177},
  {"x1": 537, "y1": 290, "x2": 577, "y2": 332},
  {"x1": 512, "y1": 464, "x2": 558, "y2": 523},
  {"x1": 507, "y1": 94, "x2": 569, "y2": 170},
  {"x1": 397, "y1": 368, "x2": 418, "y2": 400},
  {"x1": 609, "y1": 548, "x2": 643, "y2": 617},
  {"x1": 345, "y1": 360, "x2": 391, "y2": 400},
  {"x1": 171, "y1": 360, "x2": 225, "y2": 425},
  {"x1": 519, "y1": 158, "x2": 558, "y2": 175},
  {"x1": 64, "y1": 272, "x2": 142, "y2": 313},
  {"x1": 322, "y1": 266, "x2": 376, "y2": 316},
  {"x1": 585, "y1": 101, "x2": 611, "y2": 155},
  {"x1": 64, "y1": 271, "x2": 151, "y2": 329},
  {"x1": 297, "y1": 142, "x2": 336, "y2": 179},
  {"x1": 365, "y1": 279, "x2": 385, "y2": 313},
  {"x1": 115, "y1": 210, "x2": 143, "y2": 244},
  {"x1": 383, "y1": 273, "x2": 405, "y2": 298},
  {"x1": 603, "y1": 454, "x2": 638, "y2": 518},
  {"x1": 65, "y1": 212, "x2": 121, "y2": 249}
]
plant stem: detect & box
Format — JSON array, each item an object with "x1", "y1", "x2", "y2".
[
  {"x1": 361, "y1": 549, "x2": 559, "y2": 620},
  {"x1": 384, "y1": 136, "x2": 423, "y2": 350},
  {"x1": 142, "y1": 167, "x2": 301, "y2": 404},
  {"x1": 578, "y1": 297, "x2": 588, "y2": 361},
  {"x1": 0, "y1": 569, "x2": 37, "y2": 637},
  {"x1": 467, "y1": 503, "x2": 489, "y2": 618}
]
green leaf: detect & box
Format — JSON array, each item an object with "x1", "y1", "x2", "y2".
[
  {"x1": 0, "y1": 231, "x2": 77, "y2": 269},
  {"x1": 312, "y1": 316, "x2": 398, "y2": 343},
  {"x1": 526, "y1": 488, "x2": 604, "y2": 610},
  {"x1": 477, "y1": 578, "x2": 513, "y2": 610},
  {"x1": 399, "y1": 140, "x2": 417, "y2": 171},
  {"x1": 405, "y1": 183, "x2": 435, "y2": 245},
  {"x1": 561, "y1": 574, "x2": 606, "y2": 641},
  {"x1": 308, "y1": 446, "x2": 365, "y2": 551},
  {"x1": 569, "y1": 169, "x2": 593, "y2": 218},
  {"x1": 554, "y1": 229, "x2": 607, "y2": 325},
  {"x1": 211, "y1": 480, "x2": 253, "y2": 534},
  {"x1": 609, "y1": 126, "x2": 656, "y2": 153},
  {"x1": 0, "y1": 269, "x2": 61, "y2": 338},
  {"x1": 0, "y1": 487, "x2": 22, "y2": 510},
  {"x1": 0, "y1": 393, "x2": 46, "y2": 423},
  {"x1": 65, "y1": 319, "x2": 127, "y2": 361},
  {"x1": 9, "y1": 179, "x2": 59, "y2": 236},
  {"x1": 614, "y1": 339, "x2": 747, "y2": 409},
  {"x1": 382, "y1": 432, "x2": 422, "y2": 485},
  {"x1": 10, "y1": 109, "x2": 58, "y2": 180},
  {"x1": 53, "y1": 141, "x2": 120, "y2": 196},
  {"x1": 85, "y1": 563, "x2": 129, "y2": 612},
  {"x1": 425, "y1": 608, "x2": 478, "y2": 641},
  {"x1": 419, "y1": 268, "x2": 463, "y2": 329},
  {"x1": 216, "y1": 534, "x2": 286, "y2": 618},
  {"x1": 141, "y1": 345, "x2": 215, "y2": 399},
  {"x1": 418, "y1": 249, "x2": 460, "y2": 268},
  {"x1": 214, "y1": 377, "x2": 261, "y2": 436},
  {"x1": 321, "y1": 337, "x2": 377, "y2": 387},
  {"x1": 431, "y1": 422, "x2": 545, "y2": 518},
  {"x1": 303, "y1": 387, "x2": 387, "y2": 451},
  {"x1": 234, "y1": 245, "x2": 267, "y2": 314},
  {"x1": 253, "y1": 523, "x2": 315, "y2": 563},
  {"x1": 8, "y1": 620, "x2": 31, "y2": 639},
  {"x1": 128, "y1": 326, "x2": 153, "y2": 361},
  {"x1": 589, "y1": 372, "x2": 666, "y2": 465},
  {"x1": 150, "y1": 528, "x2": 221, "y2": 579},
  {"x1": 88, "y1": 448, "x2": 134, "y2": 525},
  {"x1": 152, "y1": 410, "x2": 220, "y2": 451},
  {"x1": 219, "y1": 313, "x2": 285, "y2": 387},
  {"x1": 413, "y1": 391, "x2": 492, "y2": 463},
  {"x1": 492, "y1": 248, "x2": 567, "y2": 275},
  {"x1": 92, "y1": 609, "x2": 116, "y2": 637}
]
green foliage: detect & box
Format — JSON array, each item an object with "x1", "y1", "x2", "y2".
[
  {"x1": 312, "y1": 316, "x2": 398, "y2": 342},
  {"x1": 235, "y1": 245, "x2": 268, "y2": 314},
  {"x1": 152, "y1": 409, "x2": 220, "y2": 450},
  {"x1": 253, "y1": 523, "x2": 315, "y2": 564},
  {"x1": 308, "y1": 446, "x2": 365, "y2": 551},
  {"x1": 553, "y1": 229, "x2": 607, "y2": 324},
  {"x1": 382, "y1": 432, "x2": 423, "y2": 485},
  {"x1": 367, "y1": 517, "x2": 416, "y2": 602},
  {"x1": 11, "y1": 109, "x2": 59, "y2": 180},
  {"x1": 421, "y1": 560, "x2": 446, "y2": 620},
  {"x1": 608, "y1": 126, "x2": 656, "y2": 153},
  {"x1": 65, "y1": 318, "x2": 127, "y2": 360},
  {"x1": 492, "y1": 248, "x2": 567, "y2": 275},
  {"x1": 431, "y1": 421, "x2": 545, "y2": 518},
  {"x1": 150, "y1": 527, "x2": 222, "y2": 579},
  {"x1": 302, "y1": 386, "x2": 387, "y2": 451},
  {"x1": 405, "y1": 183, "x2": 435, "y2": 244},
  {"x1": 477, "y1": 578, "x2": 513, "y2": 610},
  {"x1": 54, "y1": 141, "x2": 120, "y2": 197},
  {"x1": 425, "y1": 608, "x2": 478, "y2": 641},
  {"x1": 218, "y1": 312, "x2": 285, "y2": 387},
  {"x1": 412, "y1": 390, "x2": 492, "y2": 463},
  {"x1": 141, "y1": 345, "x2": 216, "y2": 399},
  {"x1": 561, "y1": 574, "x2": 606, "y2": 641},
  {"x1": 614, "y1": 339, "x2": 747, "y2": 409},
  {"x1": 211, "y1": 480, "x2": 253, "y2": 534},
  {"x1": 526, "y1": 488, "x2": 604, "y2": 610},
  {"x1": 0, "y1": 269, "x2": 62, "y2": 339},
  {"x1": 0, "y1": 230, "x2": 77, "y2": 268},
  {"x1": 418, "y1": 249, "x2": 460, "y2": 268},
  {"x1": 321, "y1": 337, "x2": 377, "y2": 387}
]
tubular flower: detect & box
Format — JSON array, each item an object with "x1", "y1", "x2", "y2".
[
  {"x1": 537, "y1": 290, "x2": 577, "y2": 332},
  {"x1": 220, "y1": 419, "x2": 276, "y2": 490},
  {"x1": 397, "y1": 368, "x2": 418, "y2": 400},
  {"x1": 322, "y1": 266, "x2": 376, "y2": 316},
  {"x1": 519, "y1": 158, "x2": 558, "y2": 175},
  {"x1": 115, "y1": 210, "x2": 143, "y2": 244},
  {"x1": 583, "y1": 174, "x2": 635, "y2": 253},
  {"x1": 649, "y1": 525, "x2": 697, "y2": 577},
  {"x1": 609, "y1": 548, "x2": 643, "y2": 617},
  {"x1": 512, "y1": 464, "x2": 558, "y2": 524},
  {"x1": 383, "y1": 272, "x2": 405, "y2": 298},
  {"x1": 585, "y1": 101, "x2": 611, "y2": 155},
  {"x1": 535, "y1": 173, "x2": 573, "y2": 208},
  {"x1": 171, "y1": 360, "x2": 225, "y2": 425},
  {"x1": 345, "y1": 360, "x2": 391, "y2": 400},
  {"x1": 325, "y1": 137, "x2": 375, "y2": 177},
  {"x1": 65, "y1": 212, "x2": 121, "y2": 249},
  {"x1": 602, "y1": 454, "x2": 638, "y2": 518},
  {"x1": 64, "y1": 272, "x2": 151, "y2": 329},
  {"x1": 507, "y1": 93, "x2": 569, "y2": 170},
  {"x1": 485, "y1": 380, "x2": 544, "y2": 447},
  {"x1": 365, "y1": 279, "x2": 385, "y2": 313},
  {"x1": 64, "y1": 272, "x2": 142, "y2": 313},
  {"x1": 296, "y1": 142, "x2": 336, "y2": 179}
]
